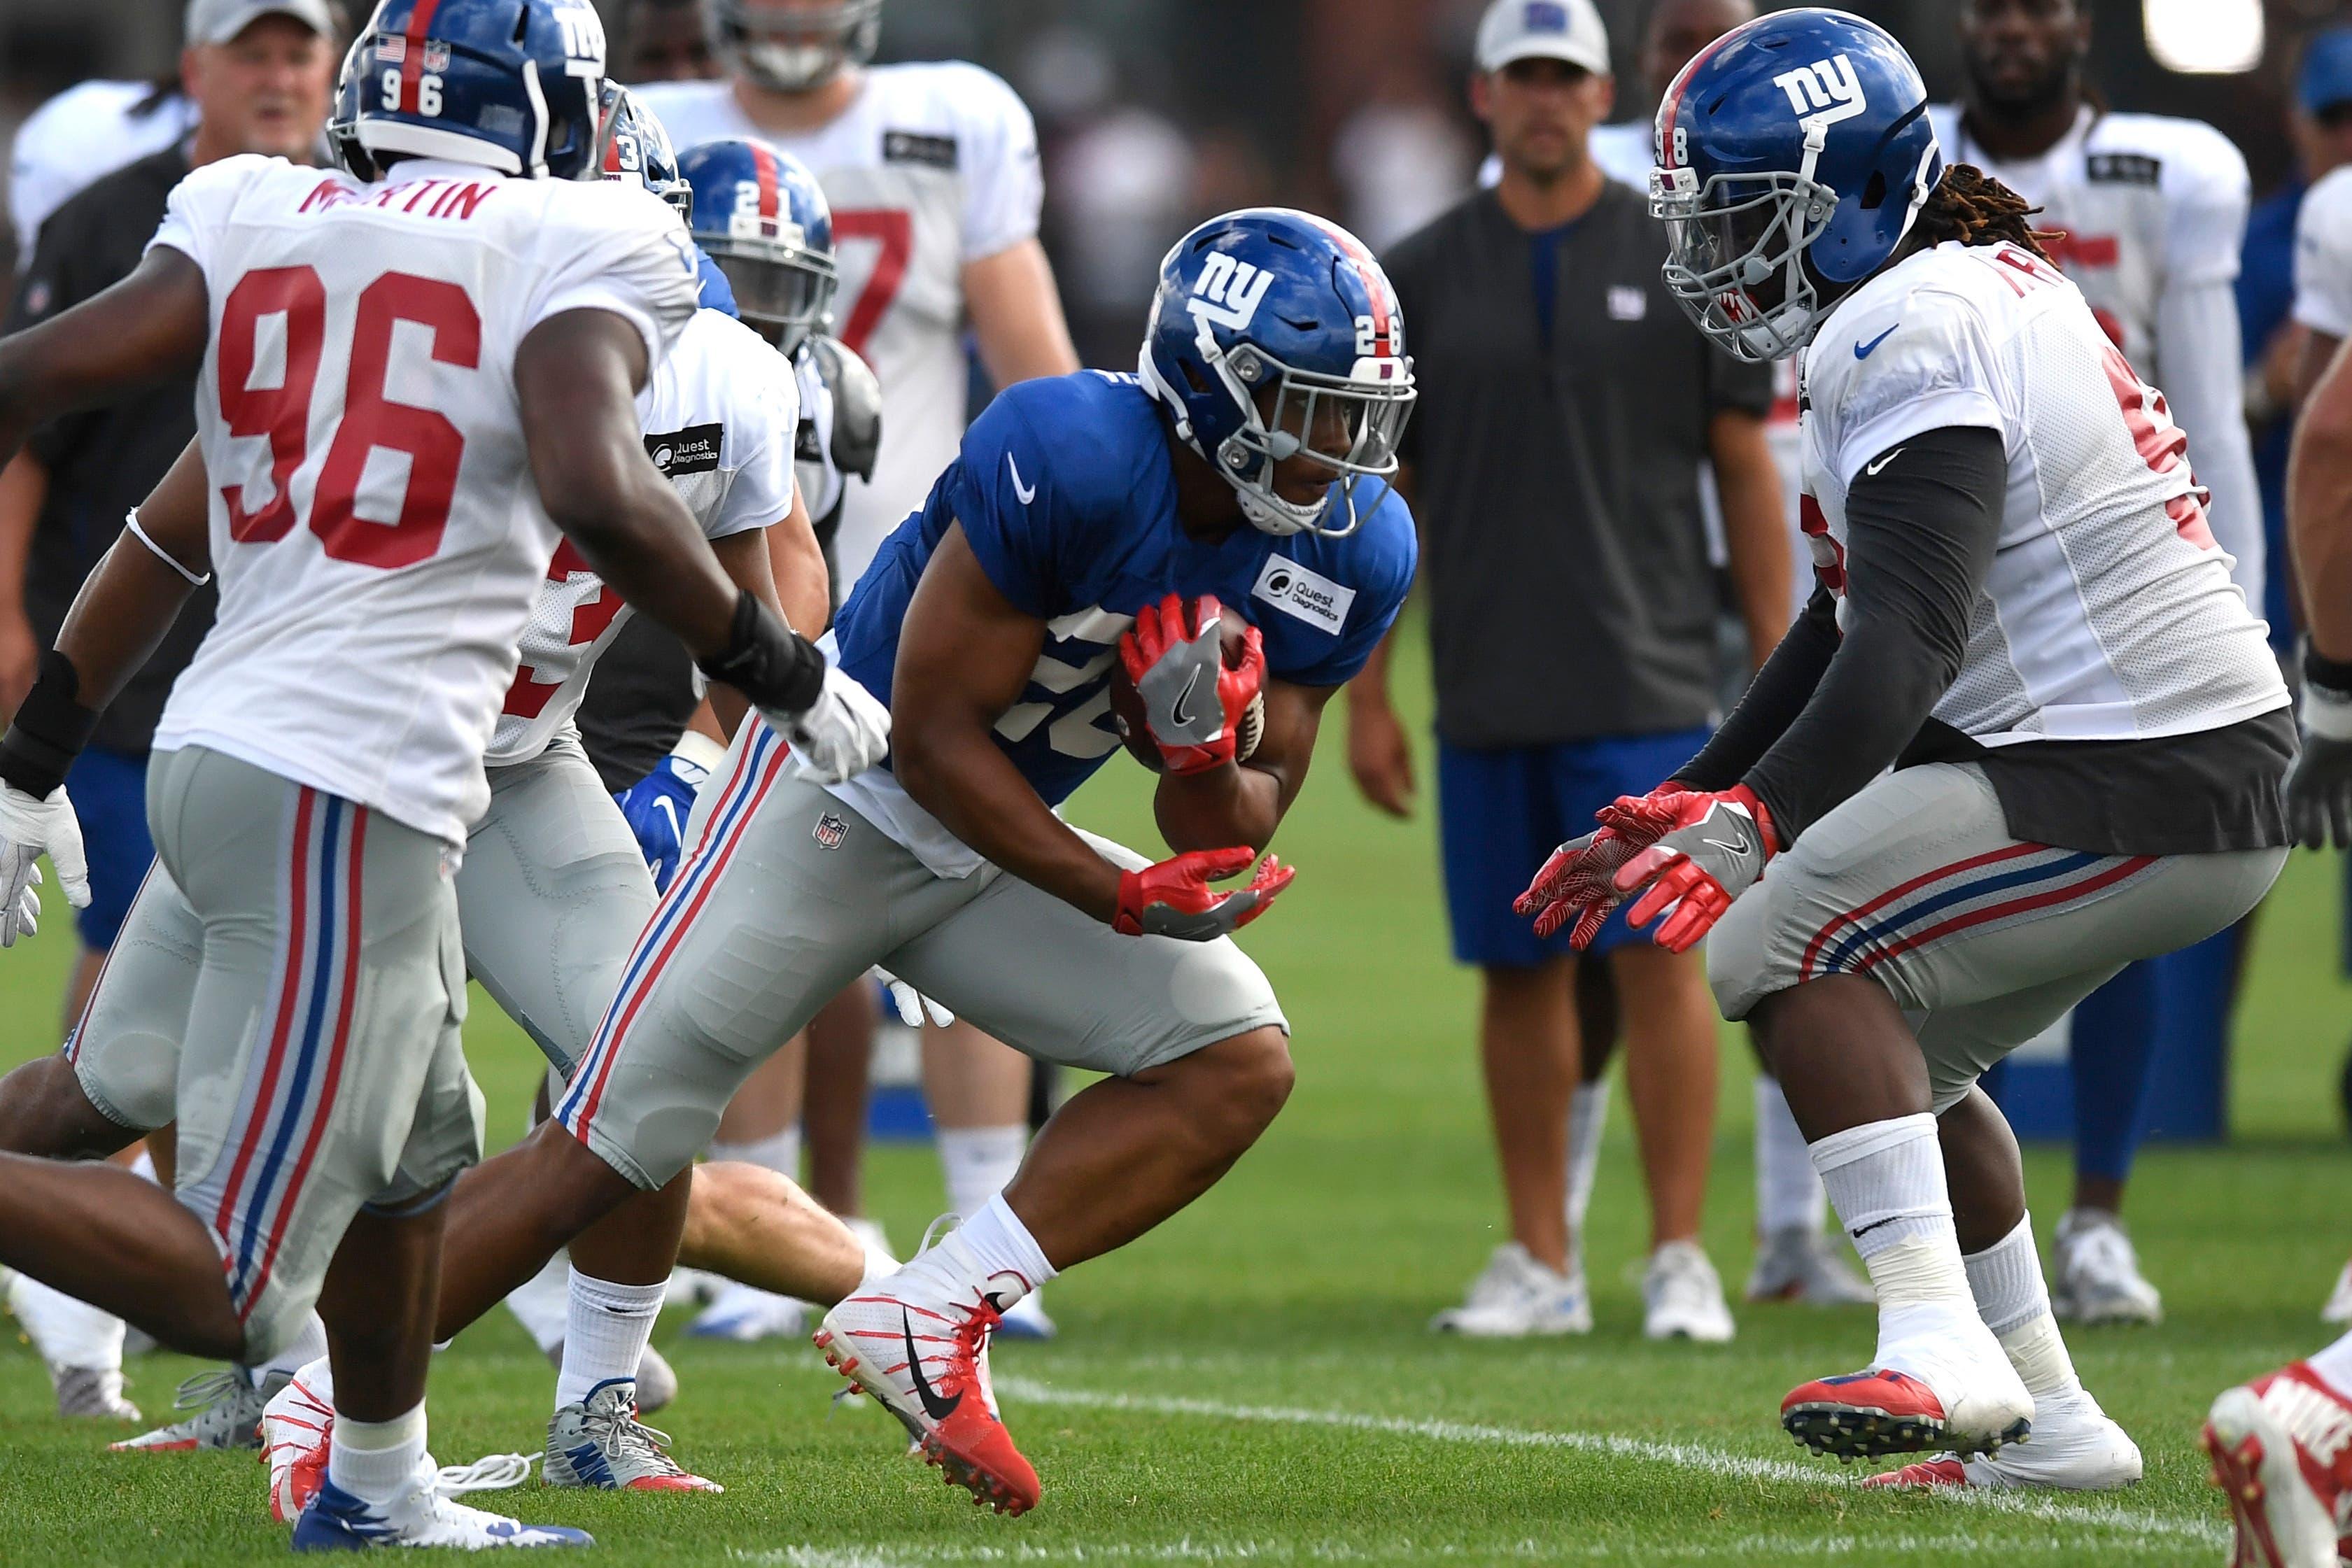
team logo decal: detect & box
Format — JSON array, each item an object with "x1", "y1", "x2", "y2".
[
  {"x1": 1189, "y1": 253, "x2": 1275, "y2": 333},
  {"x1": 421, "y1": 39, "x2": 451, "y2": 73},
  {"x1": 812, "y1": 812, "x2": 850, "y2": 851},
  {"x1": 1773, "y1": 54, "x2": 1867, "y2": 132}
]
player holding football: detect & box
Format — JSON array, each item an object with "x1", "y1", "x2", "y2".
[
  {"x1": 1928, "y1": 0, "x2": 2267, "y2": 1329},
  {"x1": 1522, "y1": 9, "x2": 2290, "y2": 1490},
  {"x1": 2195, "y1": 194, "x2": 2352, "y2": 1568},
  {"x1": 0, "y1": 0, "x2": 885, "y2": 1546},
  {"x1": 639, "y1": 0, "x2": 1085, "y2": 1304}
]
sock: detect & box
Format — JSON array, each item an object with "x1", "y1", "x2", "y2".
[
  {"x1": 129, "y1": 1148, "x2": 157, "y2": 1182},
  {"x1": 1964, "y1": 1215, "x2": 2085, "y2": 1406},
  {"x1": 2306, "y1": 1330, "x2": 2352, "y2": 1400},
  {"x1": 295, "y1": 1353, "x2": 335, "y2": 1406},
  {"x1": 1810, "y1": 1115, "x2": 1973, "y2": 1338},
  {"x1": 503, "y1": 1250, "x2": 571, "y2": 1355},
  {"x1": 709, "y1": 1125, "x2": 801, "y2": 1183},
  {"x1": 327, "y1": 1401, "x2": 425, "y2": 1509},
  {"x1": 951, "y1": 1194, "x2": 1057, "y2": 1299},
  {"x1": 555, "y1": 1272, "x2": 666, "y2": 1411},
  {"x1": 256, "y1": 1311, "x2": 329, "y2": 1383},
  {"x1": 5, "y1": 1274, "x2": 125, "y2": 1371},
  {"x1": 1564, "y1": 1080, "x2": 1608, "y2": 1245},
  {"x1": 1753, "y1": 1075, "x2": 1829, "y2": 1236},
  {"x1": 936, "y1": 1124, "x2": 1028, "y2": 1222}
]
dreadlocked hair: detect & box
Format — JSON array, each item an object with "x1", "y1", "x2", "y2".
[{"x1": 1912, "y1": 164, "x2": 2059, "y2": 261}]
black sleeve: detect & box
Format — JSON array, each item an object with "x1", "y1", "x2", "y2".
[
  {"x1": 1727, "y1": 424, "x2": 2006, "y2": 845},
  {"x1": 1671, "y1": 584, "x2": 1840, "y2": 791},
  {"x1": 1702, "y1": 334, "x2": 1775, "y2": 420}
]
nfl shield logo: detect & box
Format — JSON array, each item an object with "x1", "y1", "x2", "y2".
[
  {"x1": 422, "y1": 39, "x2": 452, "y2": 71},
  {"x1": 812, "y1": 813, "x2": 849, "y2": 851}
]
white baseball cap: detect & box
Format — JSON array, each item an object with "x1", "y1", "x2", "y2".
[
  {"x1": 1475, "y1": 0, "x2": 1610, "y2": 77},
  {"x1": 185, "y1": 0, "x2": 337, "y2": 47}
]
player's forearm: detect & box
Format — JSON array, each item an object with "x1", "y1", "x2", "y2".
[
  {"x1": 1709, "y1": 411, "x2": 1793, "y2": 666},
  {"x1": 2290, "y1": 366, "x2": 2352, "y2": 660},
  {"x1": 0, "y1": 453, "x2": 47, "y2": 614},
  {"x1": 2159, "y1": 277, "x2": 2263, "y2": 602},
  {"x1": 49, "y1": 535, "x2": 200, "y2": 714},
  {"x1": 894, "y1": 721, "x2": 1122, "y2": 921},
  {"x1": 1154, "y1": 763, "x2": 1283, "y2": 856},
  {"x1": 768, "y1": 500, "x2": 831, "y2": 634},
  {"x1": 1345, "y1": 627, "x2": 1397, "y2": 716},
  {"x1": 964, "y1": 240, "x2": 1080, "y2": 387},
  {"x1": 1671, "y1": 591, "x2": 1836, "y2": 793}
]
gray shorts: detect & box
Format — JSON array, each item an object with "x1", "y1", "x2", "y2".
[
  {"x1": 107, "y1": 747, "x2": 484, "y2": 1363},
  {"x1": 458, "y1": 734, "x2": 656, "y2": 1079},
  {"x1": 554, "y1": 719, "x2": 1288, "y2": 1189},
  {"x1": 1707, "y1": 763, "x2": 2286, "y2": 1113}
]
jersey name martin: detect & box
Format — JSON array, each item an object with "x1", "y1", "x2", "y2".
[
  {"x1": 882, "y1": 130, "x2": 959, "y2": 170},
  {"x1": 645, "y1": 423, "x2": 724, "y2": 477}
]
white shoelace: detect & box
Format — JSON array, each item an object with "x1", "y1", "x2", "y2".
[{"x1": 433, "y1": 1452, "x2": 537, "y2": 1496}]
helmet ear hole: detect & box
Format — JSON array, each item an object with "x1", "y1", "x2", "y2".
[
  {"x1": 1861, "y1": 171, "x2": 1888, "y2": 211},
  {"x1": 1181, "y1": 361, "x2": 1212, "y2": 397}
]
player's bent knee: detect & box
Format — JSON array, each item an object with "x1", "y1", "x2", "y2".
[
  {"x1": 1173, "y1": 1026, "x2": 1295, "y2": 1149},
  {"x1": 0, "y1": 1054, "x2": 144, "y2": 1159}
]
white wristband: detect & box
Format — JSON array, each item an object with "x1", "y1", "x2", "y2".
[
  {"x1": 124, "y1": 510, "x2": 211, "y2": 587},
  {"x1": 2306, "y1": 681, "x2": 2352, "y2": 744},
  {"x1": 669, "y1": 730, "x2": 728, "y2": 773}
]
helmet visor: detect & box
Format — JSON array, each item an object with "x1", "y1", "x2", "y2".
[{"x1": 705, "y1": 242, "x2": 838, "y2": 353}]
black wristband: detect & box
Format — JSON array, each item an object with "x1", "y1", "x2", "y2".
[
  {"x1": 696, "y1": 591, "x2": 826, "y2": 716},
  {"x1": 0, "y1": 649, "x2": 100, "y2": 799},
  {"x1": 2305, "y1": 643, "x2": 2352, "y2": 702}
]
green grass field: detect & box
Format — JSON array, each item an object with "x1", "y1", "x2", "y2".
[{"x1": 1, "y1": 618, "x2": 2348, "y2": 1565}]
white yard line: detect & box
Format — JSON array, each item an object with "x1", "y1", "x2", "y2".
[{"x1": 990, "y1": 1376, "x2": 2228, "y2": 1548}]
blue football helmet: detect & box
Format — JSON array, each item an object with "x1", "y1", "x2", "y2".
[
  {"x1": 1140, "y1": 208, "x2": 1416, "y2": 539},
  {"x1": 679, "y1": 138, "x2": 838, "y2": 358},
  {"x1": 709, "y1": 0, "x2": 882, "y2": 92},
  {"x1": 1649, "y1": 7, "x2": 1942, "y2": 361},
  {"x1": 328, "y1": 38, "x2": 379, "y2": 181},
  {"x1": 350, "y1": 0, "x2": 608, "y2": 181},
  {"x1": 599, "y1": 83, "x2": 691, "y2": 223}
]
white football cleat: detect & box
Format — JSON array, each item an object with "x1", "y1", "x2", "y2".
[
  {"x1": 2204, "y1": 1363, "x2": 2352, "y2": 1568},
  {"x1": 52, "y1": 1365, "x2": 141, "y2": 1422},
  {"x1": 1644, "y1": 1241, "x2": 1735, "y2": 1343},
  {"x1": 113, "y1": 1367, "x2": 289, "y2": 1452},
  {"x1": 686, "y1": 1280, "x2": 806, "y2": 1343},
  {"x1": 2051, "y1": 1210, "x2": 2162, "y2": 1326},
  {"x1": 2320, "y1": 1261, "x2": 2352, "y2": 1327},
  {"x1": 291, "y1": 1462, "x2": 584, "y2": 1551},
  {"x1": 1865, "y1": 1393, "x2": 2141, "y2": 1490},
  {"x1": 1783, "y1": 1316, "x2": 2034, "y2": 1461},
  {"x1": 544, "y1": 1378, "x2": 721, "y2": 1492},
  {"x1": 1430, "y1": 1243, "x2": 1591, "y2": 1337},
  {"x1": 1747, "y1": 1226, "x2": 1875, "y2": 1306}
]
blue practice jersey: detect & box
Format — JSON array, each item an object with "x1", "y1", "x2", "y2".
[{"x1": 833, "y1": 371, "x2": 1416, "y2": 810}]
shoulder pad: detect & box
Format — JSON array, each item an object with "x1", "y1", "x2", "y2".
[{"x1": 810, "y1": 334, "x2": 882, "y2": 483}]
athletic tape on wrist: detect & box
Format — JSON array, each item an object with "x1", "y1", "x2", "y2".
[
  {"x1": 698, "y1": 591, "x2": 825, "y2": 716},
  {"x1": 0, "y1": 649, "x2": 99, "y2": 800},
  {"x1": 2306, "y1": 675, "x2": 2352, "y2": 744}
]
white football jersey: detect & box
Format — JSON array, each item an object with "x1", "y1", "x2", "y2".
[
  {"x1": 2292, "y1": 164, "x2": 2352, "y2": 339},
  {"x1": 8, "y1": 80, "x2": 197, "y2": 249},
  {"x1": 148, "y1": 155, "x2": 702, "y2": 846},
  {"x1": 491, "y1": 307, "x2": 798, "y2": 767},
  {"x1": 1798, "y1": 241, "x2": 2285, "y2": 748},
  {"x1": 638, "y1": 64, "x2": 1043, "y2": 593}
]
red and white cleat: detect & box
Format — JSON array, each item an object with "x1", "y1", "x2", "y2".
[
  {"x1": 812, "y1": 1235, "x2": 1041, "y2": 1516},
  {"x1": 262, "y1": 1362, "x2": 335, "y2": 1524},
  {"x1": 1864, "y1": 1396, "x2": 2140, "y2": 1491},
  {"x1": 2204, "y1": 1363, "x2": 2352, "y2": 1568},
  {"x1": 1782, "y1": 1363, "x2": 2031, "y2": 1462}
]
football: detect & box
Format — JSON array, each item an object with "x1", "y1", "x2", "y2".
[{"x1": 1108, "y1": 614, "x2": 1266, "y2": 772}]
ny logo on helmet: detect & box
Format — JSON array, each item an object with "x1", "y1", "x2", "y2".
[
  {"x1": 1772, "y1": 54, "x2": 1866, "y2": 131},
  {"x1": 1190, "y1": 253, "x2": 1276, "y2": 332}
]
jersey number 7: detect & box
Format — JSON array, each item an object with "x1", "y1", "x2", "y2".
[{"x1": 216, "y1": 265, "x2": 480, "y2": 569}]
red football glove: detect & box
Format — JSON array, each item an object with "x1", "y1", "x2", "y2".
[
  {"x1": 1120, "y1": 593, "x2": 1265, "y2": 776},
  {"x1": 1612, "y1": 784, "x2": 1777, "y2": 954},
  {"x1": 1113, "y1": 846, "x2": 1295, "y2": 940},
  {"x1": 1513, "y1": 783, "x2": 1691, "y2": 949}
]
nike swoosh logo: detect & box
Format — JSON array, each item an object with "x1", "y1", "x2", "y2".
[
  {"x1": 1006, "y1": 452, "x2": 1037, "y2": 505},
  {"x1": 902, "y1": 1308, "x2": 960, "y2": 1422},
  {"x1": 1699, "y1": 835, "x2": 1747, "y2": 855},
  {"x1": 1171, "y1": 665, "x2": 1203, "y2": 728},
  {"x1": 1864, "y1": 448, "x2": 1906, "y2": 476},
  {"x1": 1854, "y1": 324, "x2": 1899, "y2": 360}
]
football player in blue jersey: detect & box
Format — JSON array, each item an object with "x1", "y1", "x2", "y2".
[{"x1": 384, "y1": 206, "x2": 1416, "y2": 1515}]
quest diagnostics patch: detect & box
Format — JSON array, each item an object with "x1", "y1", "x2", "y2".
[{"x1": 1251, "y1": 555, "x2": 1354, "y2": 635}]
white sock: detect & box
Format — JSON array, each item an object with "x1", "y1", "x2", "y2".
[
  {"x1": 2305, "y1": 1330, "x2": 2352, "y2": 1400},
  {"x1": 1564, "y1": 1080, "x2": 1608, "y2": 1244},
  {"x1": 327, "y1": 1400, "x2": 425, "y2": 1509},
  {"x1": 950, "y1": 1194, "x2": 1057, "y2": 1299},
  {"x1": 936, "y1": 1124, "x2": 1028, "y2": 1222},
  {"x1": 129, "y1": 1149, "x2": 157, "y2": 1182},
  {"x1": 1811, "y1": 1115, "x2": 1973, "y2": 1345},
  {"x1": 503, "y1": 1250, "x2": 572, "y2": 1355},
  {"x1": 257, "y1": 1310, "x2": 330, "y2": 1383},
  {"x1": 1753, "y1": 1075, "x2": 1828, "y2": 1236},
  {"x1": 1965, "y1": 1215, "x2": 2085, "y2": 1406},
  {"x1": 709, "y1": 1125, "x2": 801, "y2": 1182},
  {"x1": 5, "y1": 1273, "x2": 125, "y2": 1371},
  {"x1": 555, "y1": 1272, "x2": 666, "y2": 1411}
]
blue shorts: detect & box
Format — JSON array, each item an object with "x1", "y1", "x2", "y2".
[
  {"x1": 65, "y1": 746, "x2": 156, "y2": 950},
  {"x1": 1437, "y1": 727, "x2": 1712, "y2": 970}
]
